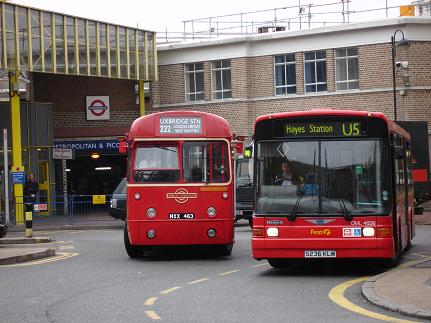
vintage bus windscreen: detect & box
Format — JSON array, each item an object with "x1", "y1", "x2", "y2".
[{"x1": 255, "y1": 117, "x2": 391, "y2": 218}]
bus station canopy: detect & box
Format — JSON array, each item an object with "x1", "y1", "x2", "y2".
[{"x1": 0, "y1": 2, "x2": 157, "y2": 81}]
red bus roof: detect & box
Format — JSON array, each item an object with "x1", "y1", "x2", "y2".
[
  {"x1": 129, "y1": 110, "x2": 232, "y2": 139},
  {"x1": 255, "y1": 109, "x2": 410, "y2": 140}
]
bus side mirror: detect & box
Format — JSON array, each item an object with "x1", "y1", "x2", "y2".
[
  {"x1": 244, "y1": 147, "x2": 252, "y2": 158},
  {"x1": 394, "y1": 146, "x2": 404, "y2": 159}
]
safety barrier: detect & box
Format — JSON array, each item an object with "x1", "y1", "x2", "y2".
[{"x1": 4, "y1": 194, "x2": 122, "y2": 226}]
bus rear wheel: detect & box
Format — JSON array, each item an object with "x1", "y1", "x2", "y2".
[
  {"x1": 124, "y1": 224, "x2": 146, "y2": 258},
  {"x1": 219, "y1": 243, "x2": 233, "y2": 256}
]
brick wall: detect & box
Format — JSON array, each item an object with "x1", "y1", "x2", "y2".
[
  {"x1": 155, "y1": 64, "x2": 185, "y2": 105},
  {"x1": 231, "y1": 58, "x2": 248, "y2": 98},
  {"x1": 248, "y1": 56, "x2": 274, "y2": 98},
  {"x1": 32, "y1": 72, "x2": 148, "y2": 132},
  {"x1": 152, "y1": 41, "x2": 431, "y2": 135},
  {"x1": 326, "y1": 49, "x2": 335, "y2": 92}
]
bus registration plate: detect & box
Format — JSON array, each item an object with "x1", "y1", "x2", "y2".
[
  {"x1": 168, "y1": 213, "x2": 195, "y2": 219},
  {"x1": 304, "y1": 250, "x2": 336, "y2": 258}
]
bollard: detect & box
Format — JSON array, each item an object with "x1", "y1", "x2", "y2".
[{"x1": 25, "y1": 203, "x2": 33, "y2": 238}]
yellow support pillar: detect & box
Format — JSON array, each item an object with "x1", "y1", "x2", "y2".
[
  {"x1": 139, "y1": 80, "x2": 145, "y2": 116},
  {"x1": 9, "y1": 70, "x2": 24, "y2": 225}
]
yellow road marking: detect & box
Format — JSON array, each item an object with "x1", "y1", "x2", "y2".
[
  {"x1": 250, "y1": 263, "x2": 270, "y2": 268},
  {"x1": 145, "y1": 310, "x2": 161, "y2": 320},
  {"x1": 188, "y1": 278, "x2": 209, "y2": 285},
  {"x1": 0, "y1": 252, "x2": 78, "y2": 268},
  {"x1": 218, "y1": 269, "x2": 240, "y2": 276},
  {"x1": 411, "y1": 253, "x2": 427, "y2": 258},
  {"x1": 144, "y1": 297, "x2": 158, "y2": 306},
  {"x1": 59, "y1": 245, "x2": 74, "y2": 250},
  {"x1": 328, "y1": 277, "x2": 418, "y2": 323},
  {"x1": 160, "y1": 286, "x2": 181, "y2": 294}
]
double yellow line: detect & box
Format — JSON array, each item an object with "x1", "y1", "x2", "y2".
[{"x1": 0, "y1": 252, "x2": 78, "y2": 268}]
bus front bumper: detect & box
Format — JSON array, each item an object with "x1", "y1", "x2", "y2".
[
  {"x1": 129, "y1": 219, "x2": 234, "y2": 246},
  {"x1": 252, "y1": 237, "x2": 394, "y2": 259}
]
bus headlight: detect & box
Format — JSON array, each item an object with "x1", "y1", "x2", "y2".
[
  {"x1": 207, "y1": 207, "x2": 217, "y2": 217},
  {"x1": 147, "y1": 229, "x2": 156, "y2": 239},
  {"x1": 266, "y1": 227, "x2": 279, "y2": 237},
  {"x1": 207, "y1": 228, "x2": 216, "y2": 238},
  {"x1": 134, "y1": 193, "x2": 141, "y2": 200},
  {"x1": 362, "y1": 227, "x2": 375, "y2": 237},
  {"x1": 147, "y1": 207, "x2": 156, "y2": 218}
]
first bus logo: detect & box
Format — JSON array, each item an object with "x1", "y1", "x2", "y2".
[{"x1": 167, "y1": 188, "x2": 197, "y2": 204}]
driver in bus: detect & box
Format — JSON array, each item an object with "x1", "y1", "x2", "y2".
[{"x1": 274, "y1": 161, "x2": 298, "y2": 186}]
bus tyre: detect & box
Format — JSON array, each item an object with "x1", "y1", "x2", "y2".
[
  {"x1": 386, "y1": 236, "x2": 401, "y2": 268},
  {"x1": 219, "y1": 243, "x2": 233, "y2": 256},
  {"x1": 248, "y1": 218, "x2": 253, "y2": 228},
  {"x1": 124, "y1": 224, "x2": 145, "y2": 258},
  {"x1": 268, "y1": 259, "x2": 290, "y2": 269}
]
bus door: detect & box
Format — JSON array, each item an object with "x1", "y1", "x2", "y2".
[{"x1": 393, "y1": 134, "x2": 409, "y2": 250}]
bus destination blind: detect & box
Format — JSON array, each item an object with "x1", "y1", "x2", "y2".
[
  {"x1": 159, "y1": 117, "x2": 202, "y2": 135},
  {"x1": 275, "y1": 121, "x2": 366, "y2": 138}
]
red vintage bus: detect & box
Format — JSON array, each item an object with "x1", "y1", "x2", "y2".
[
  {"x1": 251, "y1": 109, "x2": 415, "y2": 268},
  {"x1": 124, "y1": 111, "x2": 235, "y2": 257}
]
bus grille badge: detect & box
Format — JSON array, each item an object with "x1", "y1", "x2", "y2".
[
  {"x1": 305, "y1": 219, "x2": 336, "y2": 225},
  {"x1": 167, "y1": 188, "x2": 197, "y2": 204}
]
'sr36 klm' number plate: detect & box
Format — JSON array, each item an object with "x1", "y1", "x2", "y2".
[
  {"x1": 168, "y1": 213, "x2": 195, "y2": 219},
  {"x1": 304, "y1": 250, "x2": 336, "y2": 258}
]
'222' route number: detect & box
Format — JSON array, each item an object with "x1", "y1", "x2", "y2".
[{"x1": 160, "y1": 125, "x2": 172, "y2": 133}]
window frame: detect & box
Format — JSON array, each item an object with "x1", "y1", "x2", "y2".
[
  {"x1": 274, "y1": 54, "x2": 297, "y2": 96},
  {"x1": 211, "y1": 60, "x2": 232, "y2": 100},
  {"x1": 335, "y1": 47, "x2": 359, "y2": 91},
  {"x1": 303, "y1": 50, "x2": 327, "y2": 93},
  {"x1": 184, "y1": 62, "x2": 205, "y2": 102}
]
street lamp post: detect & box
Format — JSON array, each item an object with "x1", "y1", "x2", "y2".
[{"x1": 391, "y1": 29, "x2": 410, "y2": 121}]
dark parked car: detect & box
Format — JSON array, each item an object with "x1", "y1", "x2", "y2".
[
  {"x1": 235, "y1": 157, "x2": 253, "y2": 227},
  {"x1": 109, "y1": 178, "x2": 126, "y2": 220}
]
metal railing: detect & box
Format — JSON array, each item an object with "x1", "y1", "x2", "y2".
[
  {"x1": 2, "y1": 195, "x2": 121, "y2": 226},
  {"x1": 156, "y1": 0, "x2": 430, "y2": 43}
]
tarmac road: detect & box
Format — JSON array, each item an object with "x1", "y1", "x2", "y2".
[{"x1": 0, "y1": 224, "x2": 429, "y2": 323}]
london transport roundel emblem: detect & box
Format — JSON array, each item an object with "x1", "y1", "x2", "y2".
[
  {"x1": 86, "y1": 96, "x2": 110, "y2": 120},
  {"x1": 89, "y1": 99, "x2": 108, "y2": 116},
  {"x1": 166, "y1": 188, "x2": 197, "y2": 204}
]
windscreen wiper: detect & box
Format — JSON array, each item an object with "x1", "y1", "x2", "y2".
[
  {"x1": 288, "y1": 194, "x2": 304, "y2": 222},
  {"x1": 337, "y1": 198, "x2": 353, "y2": 221},
  {"x1": 155, "y1": 145, "x2": 176, "y2": 153}
]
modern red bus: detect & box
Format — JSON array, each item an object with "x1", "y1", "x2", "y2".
[
  {"x1": 250, "y1": 109, "x2": 415, "y2": 268},
  {"x1": 124, "y1": 111, "x2": 235, "y2": 257}
]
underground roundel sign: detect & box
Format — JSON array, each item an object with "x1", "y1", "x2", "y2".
[{"x1": 86, "y1": 96, "x2": 110, "y2": 120}]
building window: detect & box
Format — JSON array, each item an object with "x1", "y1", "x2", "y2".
[
  {"x1": 185, "y1": 63, "x2": 204, "y2": 101},
  {"x1": 335, "y1": 48, "x2": 359, "y2": 90},
  {"x1": 211, "y1": 60, "x2": 232, "y2": 100},
  {"x1": 304, "y1": 51, "x2": 327, "y2": 93},
  {"x1": 274, "y1": 54, "x2": 296, "y2": 95}
]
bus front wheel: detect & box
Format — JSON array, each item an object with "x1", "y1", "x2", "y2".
[
  {"x1": 268, "y1": 259, "x2": 291, "y2": 269},
  {"x1": 124, "y1": 224, "x2": 146, "y2": 258}
]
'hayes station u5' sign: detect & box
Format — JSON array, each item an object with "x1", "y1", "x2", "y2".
[{"x1": 86, "y1": 96, "x2": 110, "y2": 120}]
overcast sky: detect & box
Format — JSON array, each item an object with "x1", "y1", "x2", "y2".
[{"x1": 11, "y1": 0, "x2": 407, "y2": 34}]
